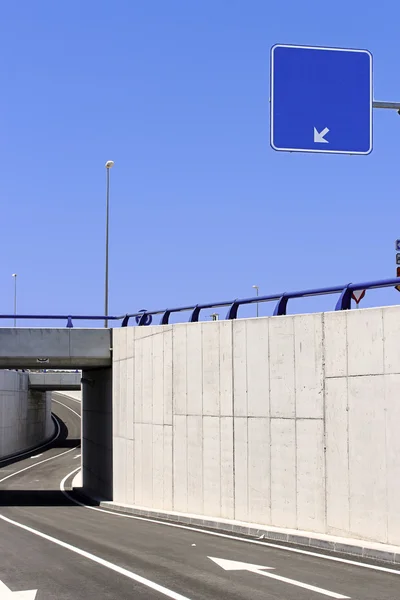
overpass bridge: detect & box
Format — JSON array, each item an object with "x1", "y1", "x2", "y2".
[
  {"x1": 27, "y1": 371, "x2": 81, "y2": 391},
  {"x1": 1, "y1": 276, "x2": 400, "y2": 557}
]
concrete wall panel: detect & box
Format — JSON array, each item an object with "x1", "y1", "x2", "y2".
[
  {"x1": 383, "y1": 307, "x2": 400, "y2": 374},
  {"x1": 270, "y1": 418, "x2": 297, "y2": 528},
  {"x1": 325, "y1": 377, "x2": 350, "y2": 535},
  {"x1": 246, "y1": 319, "x2": 269, "y2": 418},
  {"x1": 324, "y1": 312, "x2": 347, "y2": 378},
  {"x1": 269, "y1": 317, "x2": 295, "y2": 418},
  {"x1": 385, "y1": 374, "x2": 400, "y2": 544},
  {"x1": 220, "y1": 416, "x2": 234, "y2": 519},
  {"x1": 294, "y1": 314, "x2": 324, "y2": 418},
  {"x1": 348, "y1": 375, "x2": 387, "y2": 541},
  {"x1": 187, "y1": 416, "x2": 203, "y2": 514},
  {"x1": 248, "y1": 417, "x2": 270, "y2": 523},
  {"x1": 203, "y1": 416, "x2": 221, "y2": 517},
  {"x1": 0, "y1": 371, "x2": 54, "y2": 460},
  {"x1": 233, "y1": 417, "x2": 248, "y2": 521},
  {"x1": 112, "y1": 305, "x2": 400, "y2": 546},
  {"x1": 219, "y1": 322, "x2": 233, "y2": 417},
  {"x1": 202, "y1": 323, "x2": 220, "y2": 417},
  {"x1": 347, "y1": 309, "x2": 384, "y2": 376},
  {"x1": 296, "y1": 419, "x2": 325, "y2": 532},
  {"x1": 173, "y1": 414, "x2": 187, "y2": 512},
  {"x1": 232, "y1": 321, "x2": 247, "y2": 417},
  {"x1": 186, "y1": 325, "x2": 202, "y2": 416}
]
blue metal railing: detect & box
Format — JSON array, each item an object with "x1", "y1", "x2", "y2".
[
  {"x1": 1, "y1": 277, "x2": 400, "y2": 328},
  {"x1": 122, "y1": 276, "x2": 400, "y2": 326}
]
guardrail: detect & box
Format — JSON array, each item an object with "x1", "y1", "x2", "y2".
[{"x1": 1, "y1": 277, "x2": 398, "y2": 328}]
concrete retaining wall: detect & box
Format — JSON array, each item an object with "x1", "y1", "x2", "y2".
[
  {"x1": 0, "y1": 370, "x2": 55, "y2": 459},
  {"x1": 112, "y1": 306, "x2": 400, "y2": 546}
]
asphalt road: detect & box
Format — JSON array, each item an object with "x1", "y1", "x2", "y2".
[{"x1": 0, "y1": 394, "x2": 399, "y2": 600}]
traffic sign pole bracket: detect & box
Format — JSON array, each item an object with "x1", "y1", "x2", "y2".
[{"x1": 373, "y1": 100, "x2": 400, "y2": 111}]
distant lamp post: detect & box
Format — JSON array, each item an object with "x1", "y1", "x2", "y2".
[
  {"x1": 252, "y1": 285, "x2": 259, "y2": 317},
  {"x1": 104, "y1": 160, "x2": 114, "y2": 328},
  {"x1": 12, "y1": 273, "x2": 17, "y2": 327}
]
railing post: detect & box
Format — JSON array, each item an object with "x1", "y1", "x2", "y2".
[
  {"x1": 273, "y1": 295, "x2": 288, "y2": 316},
  {"x1": 226, "y1": 301, "x2": 240, "y2": 320},
  {"x1": 121, "y1": 315, "x2": 130, "y2": 327},
  {"x1": 160, "y1": 310, "x2": 171, "y2": 325},
  {"x1": 66, "y1": 316, "x2": 73, "y2": 328},
  {"x1": 189, "y1": 306, "x2": 201, "y2": 322},
  {"x1": 335, "y1": 284, "x2": 353, "y2": 311}
]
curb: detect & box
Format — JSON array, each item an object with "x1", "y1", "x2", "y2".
[{"x1": 97, "y1": 501, "x2": 400, "y2": 566}]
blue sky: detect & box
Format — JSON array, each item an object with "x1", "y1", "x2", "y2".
[{"x1": 1, "y1": 1, "x2": 399, "y2": 326}]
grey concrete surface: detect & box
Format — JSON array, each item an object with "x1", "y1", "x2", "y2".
[
  {"x1": 0, "y1": 397, "x2": 399, "y2": 600},
  {"x1": 0, "y1": 328, "x2": 111, "y2": 369},
  {"x1": 0, "y1": 371, "x2": 54, "y2": 460},
  {"x1": 28, "y1": 372, "x2": 81, "y2": 391},
  {"x1": 111, "y1": 307, "x2": 400, "y2": 548}
]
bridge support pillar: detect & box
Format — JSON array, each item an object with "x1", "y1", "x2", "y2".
[{"x1": 81, "y1": 367, "x2": 113, "y2": 500}]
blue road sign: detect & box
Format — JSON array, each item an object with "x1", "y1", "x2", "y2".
[{"x1": 270, "y1": 44, "x2": 373, "y2": 155}]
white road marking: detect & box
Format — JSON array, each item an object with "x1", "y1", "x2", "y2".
[
  {"x1": 208, "y1": 557, "x2": 350, "y2": 599},
  {"x1": 74, "y1": 454, "x2": 81, "y2": 459},
  {"x1": 0, "y1": 579, "x2": 37, "y2": 599},
  {"x1": 59, "y1": 469, "x2": 400, "y2": 576},
  {"x1": 30, "y1": 455, "x2": 43, "y2": 459},
  {"x1": 0, "y1": 447, "x2": 78, "y2": 484},
  {"x1": 52, "y1": 399, "x2": 80, "y2": 418},
  {"x1": 0, "y1": 514, "x2": 192, "y2": 600}
]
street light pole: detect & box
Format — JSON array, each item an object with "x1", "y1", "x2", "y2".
[
  {"x1": 104, "y1": 160, "x2": 114, "y2": 328},
  {"x1": 252, "y1": 285, "x2": 259, "y2": 317},
  {"x1": 12, "y1": 273, "x2": 17, "y2": 327}
]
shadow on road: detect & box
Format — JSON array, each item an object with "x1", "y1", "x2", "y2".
[{"x1": 0, "y1": 489, "x2": 99, "y2": 507}]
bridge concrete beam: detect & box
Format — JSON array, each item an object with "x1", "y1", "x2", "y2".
[
  {"x1": 28, "y1": 371, "x2": 82, "y2": 391},
  {"x1": 0, "y1": 328, "x2": 112, "y2": 369}
]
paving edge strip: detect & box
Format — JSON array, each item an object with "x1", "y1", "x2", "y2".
[{"x1": 89, "y1": 500, "x2": 400, "y2": 566}]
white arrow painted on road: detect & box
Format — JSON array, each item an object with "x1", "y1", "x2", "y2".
[
  {"x1": 314, "y1": 127, "x2": 329, "y2": 143},
  {"x1": 208, "y1": 557, "x2": 350, "y2": 599},
  {"x1": 0, "y1": 580, "x2": 37, "y2": 599}
]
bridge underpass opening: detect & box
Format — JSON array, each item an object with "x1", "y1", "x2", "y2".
[{"x1": 0, "y1": 328, "x2": 113, "y2": 503}]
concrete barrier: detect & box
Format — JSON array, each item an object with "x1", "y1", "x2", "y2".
[
  {"x1": 0, "y1": 370, "x2": 54, "y2": 459},
  {"x1": 111, "y1": 306, "x2": 400, "y2": 547}
]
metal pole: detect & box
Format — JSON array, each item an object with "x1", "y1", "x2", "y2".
[
  {"x1": 104, "y1": 167, "x2": 110, "y2": 328},
  {"x1": 252, "y1": 285, "x2": 259, "y2": 317},
  {"x1": 373, "y1": 100, "x2": 400, "y2": 110},
  {"x1": 13, "y1": 274, "x2": 17, "y2": 327},
  {"x1": 256, "y1": 287, "x2": 259, "y2": 317}
]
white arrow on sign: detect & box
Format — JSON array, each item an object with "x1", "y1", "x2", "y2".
[
  {"x1": 0, "y1": 580, "x2": 37, "y2": 599},
  {"x1": 314, "y1": 127, "x2": 330, "y2": 143},
  {"x1": 208, "y1": 557, "x2": 350, "y2": 599}
]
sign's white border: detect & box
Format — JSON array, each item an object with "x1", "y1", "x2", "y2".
[{"x1": 270, "y1": 44, "x2": 373, "y2": 155}]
